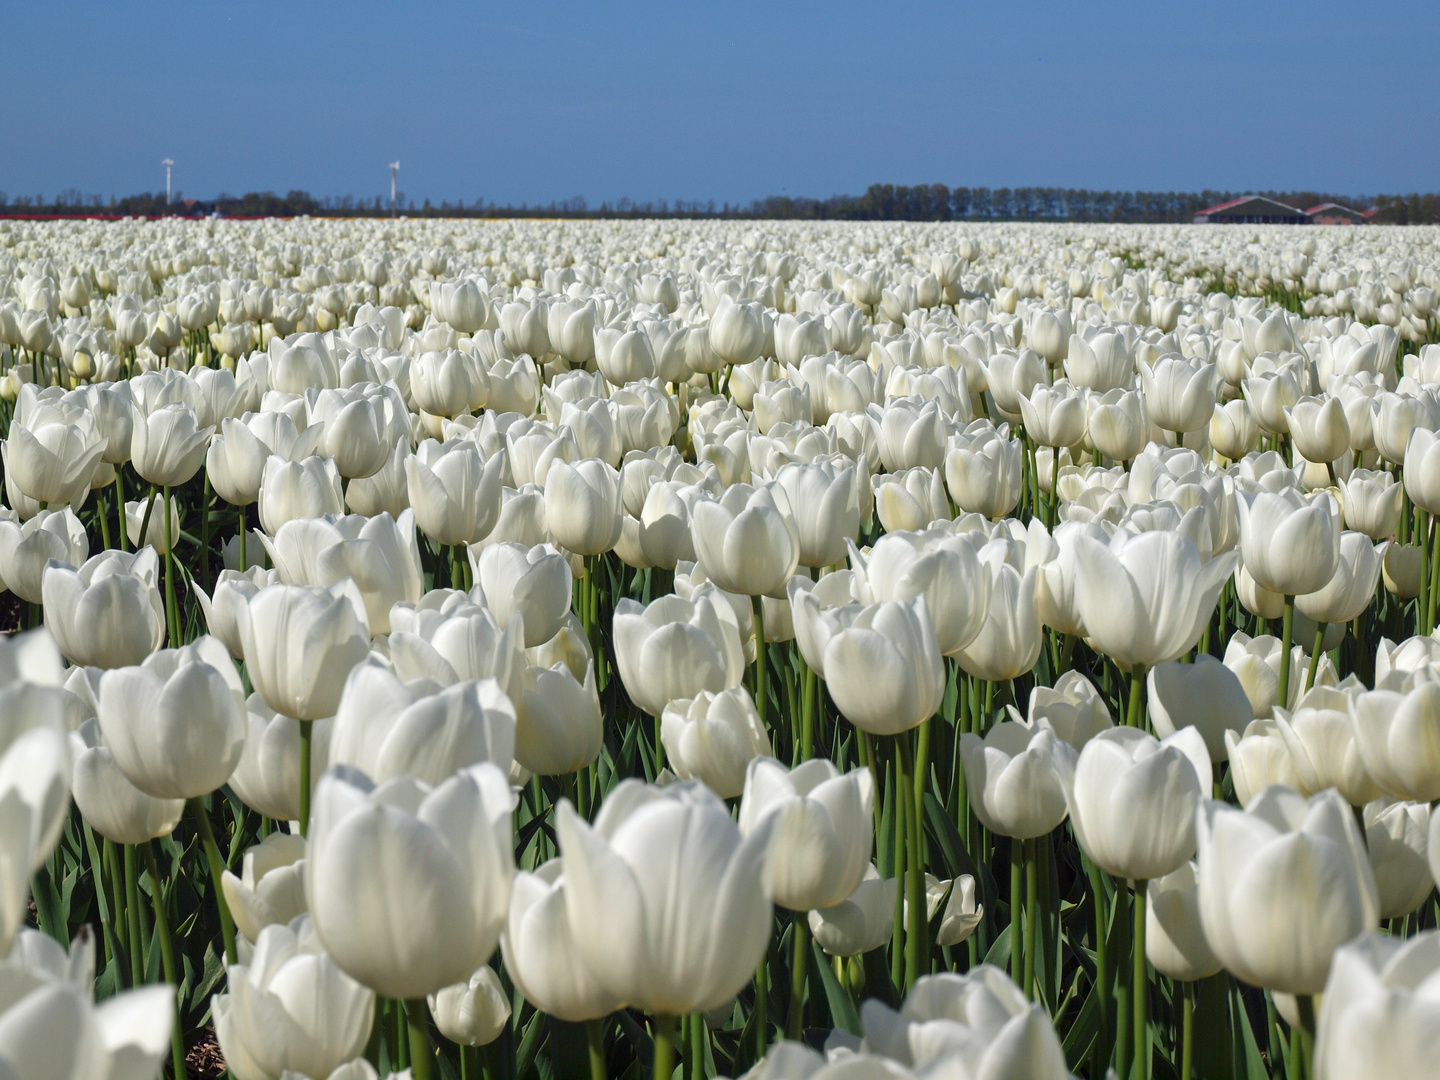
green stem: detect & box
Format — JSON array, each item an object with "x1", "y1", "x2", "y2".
[
  {"x1": 799, "y1": 661, "x2": 816, "y2": 760},
  {"x1": 452, "y1": 543, "x2": 466, "y2": 590},
  {"x1": 1297, "y1": 994, "x2": 1316, "y2": 1080},
  {"x1": 1125, "y1": 666, "x2": 1147, "y2": 729},
  {"x1": 592, "y1": 559, "x2": 608, "y2": 693},
  {"x1": 201, "y1": 472, "x2": 210, "y2": 587},
  {"x1": 859, "y1": 729, "x2": 882, "y2": 844},
  {"x1": 689, "y1": 1012, "x2": 705, "y2": 1080},
  {"x1": 238, "y1": 504, "x2": 247, "y2": 570},
  {"x1": 912, "y1": 718, "x2": 930, "y2": 817},
  {"x1": 113, "y1": 471, "x2": 127, "y2": 552},
  {"x1": 787, "y1": 914, "x2": 809, "y2": 1040},
  {"x1": 1304, "y1": 623, "x2": 1326, "y2": 693},
  {"x1": 104, "y1": 839, "x2": 128, "y2": 982},
  {"x1": 1181, "y1": 980, "x2": 1194, "y2": 1080},
  {"x1": 751, "y1": 595, "x2": 767, "y2": 728},
  {"x1": 1114, "y1": 884, "x2": 1131, "y2": 1077},
  {"x1": 1010, "y1": 839, "x2": 1024, "y2": 987},
  {"x1": 890, "y1": 753, "x2": 905, "y2": 991},
  {"x1": 299, "y1": 719, "x2": 313, "y2": 836},
  {"x1": 1087, "y1": 858, "x2": 1111, "y2": 1076},
  {"x1": 406, "y1": 999, "x2": 434, "y2": 1080},
  {"x1": 98, "y1": 485, "x2": 112, "y2": 550},
  {"x1": 1047, "y1": 458, "x2": 1058, "y2": 531},
  {"x1": 163, "y1": 486, "x2": 178, "y2": 645},
  {"x1": 137, "y1": 483, "x2": 157, "y2": 554},
  {"x1": 392, "y1": 998, "x2": 408, "y2": 1068},
  {"x1": 955, "y1": 676, "x2": 970, "y2": 842},
  {"x1": 187, "y1": 797, "x2": 237, "y2": 964},
  {"x1": 1418, "y1": 507, "x2": 1429, "y2": 636},
  {"x1": 1278, "y1": 597, "x2": 1295, "y2": 710},
  {"x1": 1024, "y1": 837, "x2": 1038, "y2": 1001},
  {"x1": 586, "y1": 1018, "x2": 608, "y2": 1080},
  {"x1": 897, "y1": 734, "x2": 924, "y2": 991},
  {"x1": 754, "y1": 951, "x2": 769, "y2": 1062},
  {"x1": 1134, "y1": 881, "x2": 1149, "y2": 1080},
  {"x1": 141, "y1": 842, "x2": 186, "y2": 1080},
  {"x1": 1428, "y1": 517, "x2": 1440, "y2": 634},
  {"x1": 653, "y1": 1013, "x2": 677, "y2": 1080},
  {"x1": 912, "y1": 718, "x2": 931, "y2": 979},
  {"x1": 124, "y1": 843, "x2": 143, "y2": 989},
  {"x1": 80, "y1": 823, "x2": 114, "y2": 971}
]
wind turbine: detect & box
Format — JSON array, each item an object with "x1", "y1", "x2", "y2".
[
  {"x1": 389, "y1": 161, "x2": 400, "y2": 216},
  {"x1": 162, "y1": 158, "x2": 174, "y2": 205}
]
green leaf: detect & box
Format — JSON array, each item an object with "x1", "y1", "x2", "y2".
[
  {"x1": 1235, "y1": 985, "x2": 1269, "y2": 1080},
  {"x1": 545, "y1": 1016, "x2": 592, "y2": 1079},
  {"x1": 923, "y1": 792, "x2": 978, "y2": 882},
  {"x1": 983, "y1": 927, "x2": 1011, "y2": 971},
  {"x1": 877, "y1": 760, "x2": 894, "y2": 878},
  {"x1": 1059, "y1": 979, "x2": 1100, "y2": 1069},
  {"x1": 515, "y1": 1005, "x2": 549, "y2": 1080},
  {"x1": 185, "y1": 940, "x2": 226, "y2": 1019},
  {"x1": 30, "y1": 869, "x2": 65, "y2": 945},
  {"x1": 614, "y1": 1009, "x2": 653, "y2": 1071},
  {"x1": 1193, "y1": 973, "x2": 1235, "y2": 1080},
  {"x1": 810, "y1": 940, "x2": 860, "y2": 1035}
]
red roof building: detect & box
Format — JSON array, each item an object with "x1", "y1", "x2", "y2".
[
  {"x1": 1305, "y1": 202, "x2": 1370, "y2": 225},
  {"x1": 1193, "y1": 195, "x2": 1312, "y2": 224}
]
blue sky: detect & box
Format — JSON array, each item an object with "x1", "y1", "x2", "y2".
[{"x1": 5, "y1": 1, "x2": 1436, "y2": 206}]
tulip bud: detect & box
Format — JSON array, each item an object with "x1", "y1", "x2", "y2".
[
  {"x1": 213, "y1": 917, "x2": 375, "y2": 1079},
  {"x1": 1146, "y1": 863, "x2": 1221, "y2": 982},
  {"x1": 961, "y1": 718, "x2": 1075, "y2": 840},
  {"x1": 69, "y1": 717, "x2": 184, "y2": 846},
  {"x1": 96, "y1": 637, "x2": 247, "y2": 800},
  {"x1": 429, "y1": 965, "x2": 511, "y2": 1048},
  {"x1": 808, "y1": 866, "x2": 897, "y2": 958},
  {"x1": 306, "y1": 763, "x2": 516, "y2": 999},
  {"x1": 1148, "y1": 655, "x2": 1252, "y2": 762},
  {"x1": 219, "y1": 832, "x2": 309, "y2": 946},
  {"x1": 660, "y1": 686, "x2": 770, "y2": 799},
  {"x1": 1198, "y1": 786, "x2": 1377, "y2": 995}
]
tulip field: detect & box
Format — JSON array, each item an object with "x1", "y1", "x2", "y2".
[{"x1": 4, "y1": 214, "x2": 1440, "y2": 1080}]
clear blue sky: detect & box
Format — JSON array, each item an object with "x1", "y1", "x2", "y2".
[{"x1": 5, "y1": 1, "x2": 1436, "y2": 206}]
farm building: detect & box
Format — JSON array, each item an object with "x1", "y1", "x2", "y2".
[
  {"x1": 1192, "y1": 195, "x2": 1312, "y2": 224},
  {"x1": 1305, "y1": 202, "x2": 1371, "y2": 225}
]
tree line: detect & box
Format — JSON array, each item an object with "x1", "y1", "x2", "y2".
[{"x1": 3, "y1": 184, "x2": 1438, "y2": 224}]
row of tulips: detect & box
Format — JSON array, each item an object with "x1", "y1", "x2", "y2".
[{"x1": 1, "y1": 217, "x2": 1440, "y2": 1080}]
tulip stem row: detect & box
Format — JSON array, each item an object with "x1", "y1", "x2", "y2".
[
  {"x1": 123, "y1": 843, "x2": 144, "y2": 989},
  {"x1": 141, "y1": 841, "x2": 187, "y2": 1080},
  {"x1": 299, "y1": 719, "x2": 314, "y2": 836},
  {"x1": 164, "y1": 485, "x2": 180, "y2": 645},
  {"x1": 752, "y1": 594, "x2": 768, "y2": 730},
  {"x1": 405, "y1": 998, "x2": 434, "y2": 1080},
  {"x1": 586, "y1": 1018, "x2": 607, "y2": 1080},
  {"x1": 1180, "y1": 979, "x2": 1194, "y2": 1080},
  {"x1": 1278, "y1": 597, "x2": 1295, "y2": 709},
  {"x1": 1133, "y1": 880, "x2": 1149, "y2": 1080},
  {"x1": 1025, "y1": 838, "x2": 1039, "y2": 1001},
  {"x1": 1304, "y1": 623, "x2": 1327, "y2": 693},
  {"x1": 1125, "y1": 667, "x2": 1147, "y2": 729},
  {"x1": 652, "y1": 1012, "x2": 676, "y2": 1080},
  {"x1": 786, "y1": 915, "x2": 810, "y2": 1041},
  {"x1": 187, "y1": 796, "x2": 238, "y2": 965}
]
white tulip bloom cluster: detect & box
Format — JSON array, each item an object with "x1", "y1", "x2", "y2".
[{"x1": 2, "y1": 214, "x2": 1440, "y2": 1080}]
